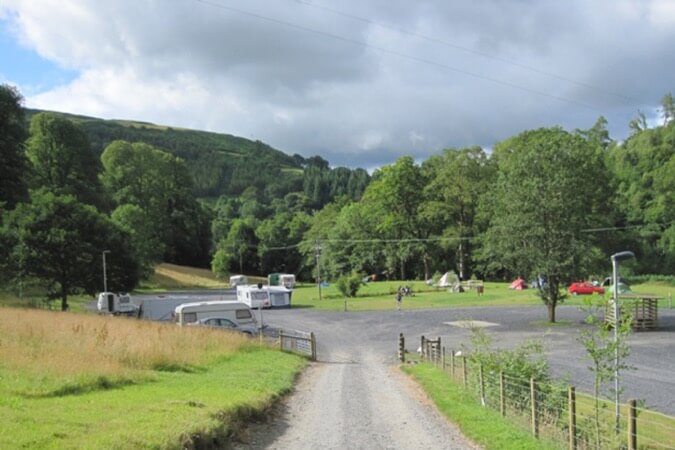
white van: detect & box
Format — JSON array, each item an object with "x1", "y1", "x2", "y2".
[{"x1": 174, "y1": 301, "x2": 256, "y2": 327}]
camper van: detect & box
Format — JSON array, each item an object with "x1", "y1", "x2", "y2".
[
  {"x1": 174, "y1": 301, "x2": 256, "y2": 326},
  {"x1": 237, "y1": 284, "x2": 292, "y2": 309}
]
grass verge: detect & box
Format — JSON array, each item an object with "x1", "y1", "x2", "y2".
[
  {"x1": 0, "y1": 349, "x2": 306, "y2": 449},
  {"x1": 0, "y1": 308, "x2": 307, "y2": 449},
  {"x1": 401, "y1": 363, "x2": 562, "y2": 450}
]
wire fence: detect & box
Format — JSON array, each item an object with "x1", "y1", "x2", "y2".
[{"x1": 408, "y1": 335, "x2": 675, "y2": 450}]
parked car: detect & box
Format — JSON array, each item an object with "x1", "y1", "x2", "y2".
[
  {"x1": 188, "y1": 317, "x2": 257, "y2": 335},
  {"x1": 568, "y1": 281, "x2": 605, "y2": 295}
]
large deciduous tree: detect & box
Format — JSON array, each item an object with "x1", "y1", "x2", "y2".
[
  {"x1": 0, "y1": 84, "x2": 28, "y2": 209},
  {"x1": 483, "y1": 127, "x2": 611, "y2": 322},
  {"x1": 421, "y1": 147, "x2": 494, "y2": 280},
  {"x1": 3, "y1": 190, "x2": 139, "y2": 310},
  {"x1": 360, "y1": 156, "x2": 428, "y2": 279},
  {"x1": 101, "y1": 140, "x2": 211, "y2": 267},
  {"x1": 26, "y1": 113, "x2": 103, "y2": 207}
]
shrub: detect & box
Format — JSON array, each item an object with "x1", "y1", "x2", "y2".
[
  {"x1": 464, "y1": 328, "x2": 566, "y2": 420},
  {"x1": 335, "y1": 272, "x2": 364, "y2": 297}
]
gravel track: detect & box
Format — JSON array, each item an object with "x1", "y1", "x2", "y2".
[{"x1": 232, "y1": 311, "x2": 479, "y2": 449}]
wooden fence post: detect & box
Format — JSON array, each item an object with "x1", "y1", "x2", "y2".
[
  {"x1": 310, "y1": 332, "x2": 317, "y2": 361},
  {"x1": 279, "y1": 329, "x2": 283, "y2": 351},
  {"x1": 479, "y1": 364, "x2": 486, "y2": 406},
  {"x1": 421, "y1": 335, "x2": 426, "y2": 360},
  {"x1": 462, "y1": 356, "x2": 467, "y2": 388},
  {"x1": 530, "y1": 378, "x2": 539, "y2": 438},
  {"x1": 442, "y1": 346, "x2": 446, "y2": 369},
  {"x1": 437, "y1": 337, "x2": 442, "y2": 365},
  {"x1": 628, "y1": 399, "x2": 637, "y2": 450},
  {"x1": 398, "y1": 333, "x2": 405, "y2": 363},
  {"x1": 500, "y1": 371, "x2": 506, "y2": 417},
  {"x1": 568, "y1": 386, "x2": 577, "y2": 450},
  {"x1": 450, "y1": 350, "x2": 455, "y2": 378}
]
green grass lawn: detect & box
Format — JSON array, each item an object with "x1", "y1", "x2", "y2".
[
  {"x1": 0, "y1": 347, "x2": 306, "y2": 449},
  {"x1": 290, "y1": 280, "x2": 673, "y2": 311}
]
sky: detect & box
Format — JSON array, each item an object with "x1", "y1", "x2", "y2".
[{"x1": 1, "y1": 0, "x2": 674, "y2": 169}]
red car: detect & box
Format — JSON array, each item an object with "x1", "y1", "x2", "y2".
[{"x1": 568, "y1": 282, "x2": 605, "y2": 295}]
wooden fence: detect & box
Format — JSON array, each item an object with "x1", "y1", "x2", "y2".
[
  {"x1": 279, "y1": 329, "x2": 316, "y2": 361},
  {"x1": 400, "y1": 334, "x2": 675, "y2": 450}
]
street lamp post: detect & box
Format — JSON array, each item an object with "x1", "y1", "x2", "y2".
[
  {"x1": 611, "y1": 250, "x2": 634, "y2": 433},
  {"x1": 102, "y1": 250, "x2": 111, "y2": 292},
  {"x1": 315, "y1": 241, "x2": 322, "y2": 301}
]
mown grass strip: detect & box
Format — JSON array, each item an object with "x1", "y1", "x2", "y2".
[
  {"x1": 402, "y1": 363, "x2": 562, "y2": 450},
  {"x1": 0, "y1": 348, "x2": 306, "y2": 449}
]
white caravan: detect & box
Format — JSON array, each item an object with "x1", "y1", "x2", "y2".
[
  {"x1": 278, "y1": 274, "x2": 296, "y2": 289},
  {"x1": 229, "y1": 275, "x2": 248, "y2": 287},
  {"x1": 137, "y1": 297, "x2": 197, "y2": 321},
  {"x1": 237, "y1": 284, "x2": 292, "y2": 309},
  {"x1": 97, "y1": 292, "x2": 139, "y2": 316},
  {"x1": 174, "y1": 300, "x2": 256, "y2": 326}
]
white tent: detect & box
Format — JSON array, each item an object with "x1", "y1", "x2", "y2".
[{"x1": 438, "y1": 271, "x2": 458, "y2": 287}]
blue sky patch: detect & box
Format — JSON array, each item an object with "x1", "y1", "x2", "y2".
[{"x1": 0, "y1": 17, "x2": 78, "y2": 94}]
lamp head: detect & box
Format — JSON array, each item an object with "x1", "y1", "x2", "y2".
[{"x1": 611, "y1": 251, "x2": 635, "y2": 262}]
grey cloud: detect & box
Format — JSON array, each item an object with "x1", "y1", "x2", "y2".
[{"x1": 4, "y1": 0, "x2": 674, "y2": 168}]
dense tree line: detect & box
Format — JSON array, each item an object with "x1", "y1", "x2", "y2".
[{"x1": 2, "y1": 84, "x2": 674, "y2": 319}]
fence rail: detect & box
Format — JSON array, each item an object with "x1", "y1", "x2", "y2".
[
  {"x1": 401, "y1": 333, "x2": 675, "y2": 450},
  {"x1": 279, "y1": 329, "x2": 316, "y2": 361}
]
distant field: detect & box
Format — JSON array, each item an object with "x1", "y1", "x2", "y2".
[
  {"x1": 0, "y1": 307, "x2": 306, "y2": 449},
  {"x1": 139, "y1": 263, "x2": 228, "y2": 290}
]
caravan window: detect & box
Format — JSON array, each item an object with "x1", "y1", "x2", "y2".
[
  {"x1": 251, "y1": 291, "x2": 267, "y2": 300},
  {"x1": 182, "y1": 312, "x2": 197, "y2": 323},
  {"x1": 236, "y1": 309, "x2": 252, "y2": 320}
]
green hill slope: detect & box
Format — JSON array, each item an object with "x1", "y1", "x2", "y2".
[{"x1": 25, "y1": 109, "x2": 302, "y2": 198}]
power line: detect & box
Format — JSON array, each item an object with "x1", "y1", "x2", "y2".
[
  {"x1": 580, "y1": 221, "x2": 674, "y2": 233},
  {"x1": 227, "y1": 221, "x2": 673, "y2": 252},
  {"x1": 291, "y1": 0, "x2": 637, "y2": 104},
  {"x1": 192, "y1": 0, "x2": 599, "y2": 111}
]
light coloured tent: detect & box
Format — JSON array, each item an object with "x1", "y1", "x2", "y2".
[{"x1": 438, "y1": 271, "x2": 458, "y2": 287}]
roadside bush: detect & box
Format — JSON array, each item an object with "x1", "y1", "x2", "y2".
[
  {"x1": 464, "y1": 328, "x2": 566, "y2": 420},
  {"x1": 336, "y1": 272, "x2": 364, "y2": 297}
]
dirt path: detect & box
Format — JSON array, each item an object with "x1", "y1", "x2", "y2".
[{"x1": 232, "y1": 341, "x2": 478, "y2": 449}]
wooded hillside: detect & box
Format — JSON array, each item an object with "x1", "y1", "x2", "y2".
[{"x1": 24, "y1": 109, "x2": 302, "y2": 198}]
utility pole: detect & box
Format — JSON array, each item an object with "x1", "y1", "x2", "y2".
[
  {"x1": 102, "y1": 250, "x2": 110, "y2": 292},
  {"x1": 611, "y1": 250, "x2": 635, "y2": 434},
  {"x1": 315, "y1": 240, "x2": 322, "y2": 301}
]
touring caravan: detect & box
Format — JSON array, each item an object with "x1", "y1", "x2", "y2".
[
  {"x1": 97, "y1": 292, "x2": 138, "y2": 316},
  {"x1": 268, "y1": 273, "x2": 296, "y2": 289},
  {"x1": 237, "y1": 284, "x2": 292, "y2": 309},
  {"x1": 229, "y1": 275, "x2": 248, "y2": 287},
  {"x1": 174, "y1": 301, "x2": 256, "y2": 326}
]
